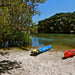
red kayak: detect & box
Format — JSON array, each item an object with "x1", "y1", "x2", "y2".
[{"x1": 63, "y1": 49, "x2": 75, "y2": 58}]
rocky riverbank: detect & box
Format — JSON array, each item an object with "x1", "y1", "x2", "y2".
[{"x1": 0, "y1": 49, "x2": 75, "y2": 75}]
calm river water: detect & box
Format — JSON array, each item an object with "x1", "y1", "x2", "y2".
[{"x1": 26, "y1": 34, "x2": 75, "y2": 51}]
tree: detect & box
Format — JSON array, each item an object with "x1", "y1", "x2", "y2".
[{"x1": 0, "y1": 0, "x2": 47, "y2": 48}]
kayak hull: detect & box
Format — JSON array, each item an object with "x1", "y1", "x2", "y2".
[
  {"x1": 38, "y1": 45, "x2": 52, "y2": 53},
  {"x1": 63, "y1": 49, "x2": 75, "y2": 58},
  {"x1": 31, "y1": 45, "x2": 52, "y2": 55}
]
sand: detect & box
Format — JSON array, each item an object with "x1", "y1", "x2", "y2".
[{"x1": 0, "y1": 49, "x2": 75, "y2": 75}]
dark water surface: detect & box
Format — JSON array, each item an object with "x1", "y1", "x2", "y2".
[{"x1": 26, "y1": 34, "x2": 75, "y2": 51}]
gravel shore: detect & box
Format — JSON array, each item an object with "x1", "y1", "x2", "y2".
[{"x1": 0, "y1": 49, "x2": 75, "y2": 75}]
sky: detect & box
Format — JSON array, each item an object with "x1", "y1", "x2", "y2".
[{"x1": 32, "y1": 0, "x2": 75, "y2": 24}]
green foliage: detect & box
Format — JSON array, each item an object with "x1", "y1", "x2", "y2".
[
  {"x1": 0, "y1": 0, "x2": 47, "y2": 29},
  {"x1": 24, "y1": 33, "x2": 31, "y2": 44},
  {"x1": 0, "y1": 0, "x2": 47, "y2": 48},
  {"x1": 0, "y1": 27, "x2": 31, "y2": 47},
  {"x1": 38, "y1": 12, "x2": 75, "y2": 33}
]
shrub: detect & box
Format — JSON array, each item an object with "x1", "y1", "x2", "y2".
[{"x1": 0, "y1": 27, "x2": 31, "y2": 48}]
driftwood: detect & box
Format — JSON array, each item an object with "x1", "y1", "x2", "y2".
[
  {"x1": 0, "y1": 60, "x2": 21, "y2": 74},
  {"x1": 0, "y1": 51, "x2": 9, "y2": 56}
]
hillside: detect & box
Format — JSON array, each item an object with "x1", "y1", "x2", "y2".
[{"x1": 38, "y1": 12, "x2": 75, "y2": 33}]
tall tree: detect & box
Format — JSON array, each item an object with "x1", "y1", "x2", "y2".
[
  {"x1": 0, "y1": 0, "x2": 47, "y2": 30},
  {"x1": 0, "y1": 0, "x2": 47, "y2": 47}
]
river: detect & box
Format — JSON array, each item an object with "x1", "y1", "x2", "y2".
[{"x1": 26, "y1": 34, "x2": 75, "y2": 51}]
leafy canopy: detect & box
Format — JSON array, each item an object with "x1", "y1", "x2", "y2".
[{"x1": 0, "y1": 0, "x2": 47, "y2": 47}]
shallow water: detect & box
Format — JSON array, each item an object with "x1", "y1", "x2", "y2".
[{"x1": 27, "y1": 34, "x2": 75, "y2": 51}]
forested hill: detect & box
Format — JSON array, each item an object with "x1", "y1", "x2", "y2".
[{"x1": 38, "y1": 12, "x2": 75, "y2": 33}]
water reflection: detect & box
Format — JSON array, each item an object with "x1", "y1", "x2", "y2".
[{"x1": 30, "y1": 36, "x2": 53, "y2": 47}]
